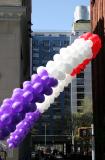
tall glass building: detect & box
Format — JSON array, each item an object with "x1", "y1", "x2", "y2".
[{"x1": 31, "y1": 32, "x2": 72, "y2": 152}]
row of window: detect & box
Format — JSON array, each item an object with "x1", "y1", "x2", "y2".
[{"x1": 32, "y1": 40, "x2": 69, "y2": 48}]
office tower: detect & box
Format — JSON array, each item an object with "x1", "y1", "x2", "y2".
[
  {"x1": 32, "y1": 31, "x2": 72, "y2": 152},
  {"x1": 0, "y1": 1, "x2": 31, "y2": 160},
  {"x1": 71, "y1": 6, "x2": 92, "y2": 113}
]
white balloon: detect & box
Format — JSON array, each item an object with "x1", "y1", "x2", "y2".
[
  {"x1": 86, "y1": 40, "x2": 93, "y2": 47},
  {"x1": 49, "y1": 95, "x2": 55, "y2": 104},
  {"x1": 37, "y1": 103, "x2": 45, "y2": 113},
  {"x1": 46, "y1": 60, "x2": 55, "y2": 69},
  {"x1": 66, "y1": 74, "x2": 72, "y2": 83},
  {"x1": 60, "y1": 48, "x2": 67, "y2": 56},
  {"x1": 58, "y1": 83, "x2": 65, "y2": 92},
  {"x1": 37, "y1": 66, "x2": 45, "y2": 74},
  {"x1": 44, "y1": 96, "x2": 53, "y2": 105},
  {"x1": 43, "y1": 102, "x2": 50, "y2": 110},
  {"x1": 73, "y1": 38, "x2": 85, "y2": 46},
  {"x1": 63, "y1": 63, "x2": 73, "y2": 74},
  {"x1": 53, "y1": 54, "x2": 63, "y2": 62},
  {"x1": 48, "y1": 68, "x2": 66, "y2": 80},
  {"x1": 53, "y1": 86, "x2": 61, "y2": 97},
  {"x1": 53, "y1": 91, "x2": 60, "y2": 98},
  {"x1": 83, "y1": 48, "x2": 92, "y2": 59},
  {"x1": 60, "y1": 48, "x2": 73, "y2": 61},
  {"x1": 55, "y1": 61, "x2": 66, "y2": 72}
]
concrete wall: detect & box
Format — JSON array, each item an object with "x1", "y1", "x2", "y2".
[
  {"x1": 0, "y1": 0, "x2": 21, "y2": 6},
  {"x1": 0, "y1": 20, "x2": 21, "y2": 103},
  {"x1": 72, "y1": 22, "x2": 90, "y2": 32},
  {"x1": 0, "y1": 1, "x2": 31, "y2": 160}
]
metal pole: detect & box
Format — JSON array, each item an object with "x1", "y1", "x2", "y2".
[
  {"x1": 91, "y1": 124, "x2": 95, "y2": 160},
  {"x1": 45, "y1": 124, "x2": 47, "y2": 147}
]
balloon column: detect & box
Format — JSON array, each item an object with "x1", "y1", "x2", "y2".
[{"x1": 0, "y1": 32, "x2": 101, "y2": 148}]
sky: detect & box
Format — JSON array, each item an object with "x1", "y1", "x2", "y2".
[{"x1": 32, "y1": 0, "x2": 90, "y2": 31}]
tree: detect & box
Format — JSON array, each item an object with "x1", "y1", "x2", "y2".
[
  {"x1": 71, "y1": 97, "x2": 93, "y2": 152},
  {"x1": 72, "y1": 97, "x2": 93, "y2": 131}
]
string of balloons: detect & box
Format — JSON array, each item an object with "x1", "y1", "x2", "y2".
[{"x1": 0, "y1": 32, "x2": 101, "y2": 148}]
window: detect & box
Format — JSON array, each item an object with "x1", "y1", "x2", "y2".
[
  {"x1": 42, "y1": 115, "x2": 50, "y2": 119},
  {"x1": 59, "y1": 34, "x2": 67, "y2": 37},
  {"x1": 77, "y1": 100, "x2": 82, "y2": 106},
  {"x1": 53, "y1": 115, "x2": 61, "y2": 120},
  {"x1": 77, "y1": 93, "x2": 84, "y2": 99},
  {"x1": 42, "y1": 40, "x2": 49, "y2": 47},
  {"x1": 64, "y1": 87, "x2": 70, "y2": 92},
  {"x1": 77, "y1": 79, "x2": 84, "y2": 85},
  {"x1": 32, "y1": 60, "x2": 39, "y2": 64},
  {"x1": 33, "y1": 53, "x2": 39, "y2": 58},
  {"x1": 77, "y1": 107, "x2": 83, "y2": 113},
  {"x1": 33, "y1": 66, "x2": 37, "y2": 71},
  {"x1": 76, "y1": 32, "x2": 79, "y2": 36},
  {"x1": 77, "y1": 72, "x2": 84, "y2": 78},
  {"x1": 42, "y1": 59, "x2": 48, "y2": 64},
  {"x1": 64, "y1": 99, "x2": 70, "y2": 105},
  {"x1": 32, "y1": 40, "x2": 39, "y2": 48},
  {"x1": 53, "y1": 108, "x2": 61, "y2": 113},
  {"x1": 52, "y1": 40, "x2": 60, "y2": 47},
  {"x1": 63, "y1": 40, "x2": 69, "y2": 46},
  {"x1": 77, "y1": 87, "x2": 84, "y2": 92}
]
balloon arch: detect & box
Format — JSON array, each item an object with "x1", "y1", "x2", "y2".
[{"x1": 0, "y1": 32, "x2": 101, "y2": 148}]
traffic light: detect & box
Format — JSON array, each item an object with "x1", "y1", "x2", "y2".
[{"x1": 78, "y1": 127, "x2": 92, "y2": 139}]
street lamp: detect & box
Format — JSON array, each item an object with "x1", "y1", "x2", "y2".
[{"x1": 45, "y1": 123, "x2": 47, "y2": 147}]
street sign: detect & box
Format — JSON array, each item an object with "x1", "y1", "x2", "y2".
[{"x1": 78, "y1": 127, "x2": 92, "y2": 139}]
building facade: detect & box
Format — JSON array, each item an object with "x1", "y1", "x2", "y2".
[
  {"x1": 71, "y1": 6, "x2": 92, "y2": 113},
  {"x1": 31, "y1": 32, "x2": 72, "y2": 152},
  {"x1": 0, "y1": 0, "x2": 31, "y2": 160},
  {"x1": 91, "y1": 0, "x2": 105, "y2": 159}
]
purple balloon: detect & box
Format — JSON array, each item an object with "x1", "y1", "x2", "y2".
[
  {"x1": 37, "y1": 69, "x2": 48, "y2": 77},
  {"x1": 48, "y1": 77, "x2": 58, "y2": 87},
  {"x1": 31, "y1": 74, "x2": 42, "y2": 84},
  {"x1": 8, "y1": 143, "x2": 15, "y2": 148},
  {"x1": 23, "y1": 91, "x2": 33, "y2": 102},
  {"x1": 36, "y1": 94, "x2": 45, "y2": 103},
  {"x1": 3, "y1": 98, "x2": 13, "y2": 105},
  {"x1": 7, "y1": 109, "x2": 42, "y2": 148},
  {"x1": 12, "y1": 92, "x2": 24, "y2": 102},
  {"x1": 12, "y1": 112, "x2": 25, "y2": 124},
  {"x1": 44, "y1": 87, "x2": 53, "y2": 95},
  {"x1": 0, "y1": 113, "x2": 12, "y2": 124},
  {"x1": 22, "y1": 121, "x2": 30, "y2": 130},
  {"x1": 41, "y1": 75, "x2": 50, "y2": 83},
  {"x1": 7, "y1": 135, "x2": 18, "y2": 147},
  {"x1": 28, "y1": 103, "x2": 37, "y2": 112},
  {"x1": 23, "y1": 84, "x2": 34, "y2": 92},
  {"x1": 13, "y1": 88, "x2": 23, "y2": 94},
  {"x1": 0, "y1": 103, "x2": 10, "y2": 110},
  {"x1": 23, "y1": 81, "x2": 31, "y2": 88},
  {"x1": 41, "y1": 76, "x2": 58, "y2": 87},
  {"x1": 32, "y1": 82, "x2": 43, "y2": 93},
  {"x1": 12, "y1": 102, "x2": 23, "y2": 113},
  {"x1": 7, "y1": 124, "x2": 16, "y2": 132}
]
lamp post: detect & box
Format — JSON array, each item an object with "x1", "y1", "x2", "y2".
[{"x1": 45, "y1": 123, "x2": 47, "y2": 147}]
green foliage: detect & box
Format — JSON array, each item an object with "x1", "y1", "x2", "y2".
[{"x1": 72, "y1": 97, "x2": 93, "y2": 136}]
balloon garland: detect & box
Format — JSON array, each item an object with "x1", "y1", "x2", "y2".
[{"x1": 0, "y1": 32, "x2": 101, "y2": 148}]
